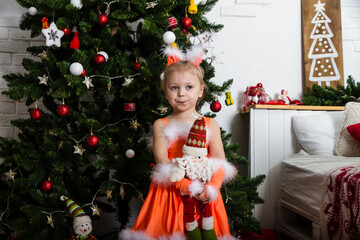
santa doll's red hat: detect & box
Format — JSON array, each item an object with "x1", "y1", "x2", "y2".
[{"x1": 182, "y1": 117, "x2": 207, "y2": 157}]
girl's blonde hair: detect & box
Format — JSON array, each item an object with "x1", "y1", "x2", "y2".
[{"x1": 161, "y1": 61, "x2": 208, "y2": 99}]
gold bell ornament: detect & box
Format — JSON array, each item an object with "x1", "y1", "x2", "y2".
[{"x1": 188, "y1": 0, "x2": 198, "y2": 14}]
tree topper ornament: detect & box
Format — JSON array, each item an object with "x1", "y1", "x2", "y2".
[
  {"x1": 42, "y1": 22, "x2": 64, "y2": 47},
  {"x1": 61, "y1": 196, "x2": 97, "y2": 240}
]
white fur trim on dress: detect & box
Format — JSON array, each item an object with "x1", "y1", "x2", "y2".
[
  {"x1": 210, "y1": 157, "x2": 236, "y2": 183},
  {"x1": 185, "y1": 220, "x2": 198, "y2": 232},
  {"x1": 206, "y1": 185, "x2": 218, "y2": 202},
  {"x1": 182, "y1": 145, "x2": 207, "y2": 157},
  {"x1": 151, "y1": 163, "x2": 173, "y2": 187},
  {"x1": 119, "y1": 229, "x2": 185, "y2": 240},
  {"x1": 188, "y1": 179, "x2": 204, "y2": 197},
  {"x1": 202, "y1": 216, "x2": 214, "y2": 230},
  {"x1": 162, "y1": 121, "x2": 211, "y2": 147},
  {"x1": 162, "y1": 121, "x2": 193, "y2": 147}
]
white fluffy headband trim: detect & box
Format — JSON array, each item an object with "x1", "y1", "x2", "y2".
[{"x1": 163, "y1": 45, "x2": 204, "y2": 66}]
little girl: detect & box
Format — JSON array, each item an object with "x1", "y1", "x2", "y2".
[{"x1": 119, "y1": 60, "x2": 236, "y2": 240}]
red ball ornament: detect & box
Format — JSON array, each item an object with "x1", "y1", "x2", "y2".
[
  {"x1": 30, "y1": 108, "x2": 42, "y2": 120},
  {"x1": 57, "y1": 104, "x2": 70, "y2": 117},
  {"x1": 94, "y1": 54, "x2": 106, "y2": 65},
  {"x1": 87, "y1": 135, "x2": 99, "y2": 148},
  {"x1": 98, "y1": 14, "x2": 109, "y2": 26},
  {"x1": 132, "y1": 62, "x2": 141, "y2": 71},
  {"x1": 168, "y1": 16, "x2": 178, "y2": 30},
  {"x1": 123, "y1": 103, "x2": 136, "y2": 112},
  {"x1": 40, "y1": 179, "x2": 53, "y2": 193},
  {"x1": 81, "y1": 69, "x2": 86, "y2": 77},
  {"x1": 63, "y1": 28, "x2": 71, "y2": 36},
  {"x1": 181, "y1": 16, "x2": 192, "y2": 29},
  {"x1": 210, "y1": 100, "x2": 222, "y2": 112}
]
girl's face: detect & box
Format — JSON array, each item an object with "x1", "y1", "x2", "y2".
[{"x1": 165, "y1": 71, "x2": 204, "y2": 113}]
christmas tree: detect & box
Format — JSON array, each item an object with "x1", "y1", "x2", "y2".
[
  {"x1": 0, "y1": 0, "x2": 264, "y2": 239},
  {"x1": 308, "y1": 0, "x2": 340, "y2": 86}
]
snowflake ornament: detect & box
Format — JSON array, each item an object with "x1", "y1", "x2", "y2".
[{"x1": 42, "y1": 22, "x2": 64, "y2": 47}]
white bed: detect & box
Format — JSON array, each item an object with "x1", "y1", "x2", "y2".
[
  {"x1": 276, "y1": 102, "x2": 360, "y2": 239},
  {"x1": 278, "y1": 152, "x2": 360, "y2": 239}
]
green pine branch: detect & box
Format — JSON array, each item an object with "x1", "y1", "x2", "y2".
[{"x1": 303, "y1": 75, "x2": 360, "y2": 106}]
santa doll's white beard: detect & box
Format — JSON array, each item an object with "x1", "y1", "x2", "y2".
[{"x1": 175, "y1": 155, "x2": 215, "y2": 182}]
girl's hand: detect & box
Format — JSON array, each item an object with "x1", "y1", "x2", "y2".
[{"x1": 195, "y1": 190, "x2": 209, "y2": 203}]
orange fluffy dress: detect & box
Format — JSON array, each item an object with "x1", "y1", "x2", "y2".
[{"x1": 119, "y1": 117, "x2": 236, "y2": 240}]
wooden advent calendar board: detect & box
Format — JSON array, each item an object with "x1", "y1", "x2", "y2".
[{"x1": 302, "y1": 0, "x2": 344, "y2": 92}]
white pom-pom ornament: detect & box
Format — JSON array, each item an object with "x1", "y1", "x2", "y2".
[
  {"x1": 98, "y1": 51, "x2": 109, "y2": 62},
  {"x1": 162, "y1": 31, "x2": 176, "y2": 45},
  {"x1": 28, "y1": 7, "x2": 37, "y2": 16},
  {"x1": 125, "y1": 149, "x2": 135, "y2": 158},
  {"x1": 69, "y1": 62, "x2": 84, "y2": 76},
  {"x1": 70, "y1": 0, "x2": 83, "y2": 9}
]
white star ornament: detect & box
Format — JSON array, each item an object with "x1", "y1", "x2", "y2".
[{"x1": 42, "y1": 22, "x2": 64, "y2": 47}]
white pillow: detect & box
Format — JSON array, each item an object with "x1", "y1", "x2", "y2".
[{"x1": 292, "y1": 111, "x2": 344, "y2": 156}]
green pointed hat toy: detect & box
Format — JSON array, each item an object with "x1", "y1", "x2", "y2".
[{"x1": 61, "y1": 195, "x2": 92, "y2": 229}]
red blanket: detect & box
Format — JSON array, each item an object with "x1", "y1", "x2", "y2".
[{"x1": 322, "y1": 165, "x2": 360, "y2": 239}]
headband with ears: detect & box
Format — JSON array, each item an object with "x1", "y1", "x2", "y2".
[{"x1": 163, "y1": 45, "x2": 204, "y2": 67}]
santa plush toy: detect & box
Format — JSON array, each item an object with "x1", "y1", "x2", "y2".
[
  {"x1": 170, "y1": 117, "x2": 218, "y2": 240},
  {"x1": 60, "y1": 196, "x2": 97, "y2": 240},
  {"x1": 247, "y1": 85, "x2": 259, "y2": 105},
  {"x1": 279, "y1": 89, "x2": 291, "y2": 104}
]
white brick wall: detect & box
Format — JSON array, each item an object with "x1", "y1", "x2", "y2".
[{"x1": 0, "y1": 3, "x2": 32, "y2": 137}]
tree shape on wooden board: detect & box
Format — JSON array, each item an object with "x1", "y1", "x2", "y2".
[{"x1": 308, "y1": 0, "x2": 340, "y2": 86}]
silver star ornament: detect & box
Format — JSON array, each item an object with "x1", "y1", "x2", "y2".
[
  {"x1": 91, "y1": 204, "x2": 102, "y2": 216},
  {"x1": 73, "y1": 144, "x2": 86, "y2": 156},
  {"x1": 4, "y1": 169, "x2": 17, "y2": 181},
  {"x1": 146, "y1": 1, "x2": 158, "y2": 9},
  {"x1": 42, "y1": 22, "x2": 64, "y2": 47},
  {"x1": 38, "y1": 50, "x2": 47, "y2": 59},
  {"x1": 83, "y1": 76, "x2": 94, "y2": 89},
  {"x1": 122, "y1": 77, "x2": 133, "y2": 86},
  {"x1": 38, "y1": 74, "x2": 49, "y2": 85}
]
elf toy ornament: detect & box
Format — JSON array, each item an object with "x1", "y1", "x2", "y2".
[
  {"x1": 170, "y1": 117, "x2": 218, "y2": 240},
  {"x1": 60, "y1": 196, "x2": 97, "y2": 240}
]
